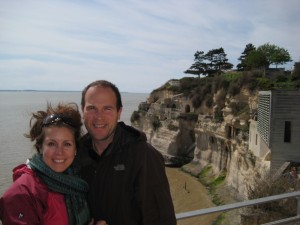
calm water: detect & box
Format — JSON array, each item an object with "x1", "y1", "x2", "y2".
[{"x1": 0, "y1": 91, "x2": 148, "y2": 196}]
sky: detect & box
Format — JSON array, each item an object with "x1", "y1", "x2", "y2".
[{"x1": 1, "y1": 0, "x2": 300, "y2": 93}]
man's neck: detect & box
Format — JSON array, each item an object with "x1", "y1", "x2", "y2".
[
  {"x1": 91, "y1": 126, "x2": 117, "y2": 156},
  {"x1": 92, "y1": 140, "x2": 110, "y2": 156}
]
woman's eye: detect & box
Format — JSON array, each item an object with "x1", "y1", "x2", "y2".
[
  {"x1": 65, "y1": 142, "x2": 73, "y2": 147},
  {"x1": 47, "y1": 142, "x2": 56, "y2": 147}
]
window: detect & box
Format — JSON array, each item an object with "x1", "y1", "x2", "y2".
[
  {"x1": 185, "y1": 105, "x2": 190, "y2": 113},
  {"x1": 284, "y1": 121, "x2": 291, "y2": 143},
  {"x1": 255, "y1": 134, "x2": 258, "y2": 145},
  {"x1": 226, "y1": 126, "x2": 232, "y2": 139}
]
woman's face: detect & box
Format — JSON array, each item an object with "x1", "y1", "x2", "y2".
[{"x1": 41, "y1": 126, "x2": 76, "y2": 172}]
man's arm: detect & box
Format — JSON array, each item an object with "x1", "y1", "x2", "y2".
[{"x1": 137, "y1": 143, "x2": 177, "y2": 225}]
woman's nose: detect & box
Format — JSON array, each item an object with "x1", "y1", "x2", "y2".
[{"x1": 55, "y1": 145, "x2": 64, "y2": 154}]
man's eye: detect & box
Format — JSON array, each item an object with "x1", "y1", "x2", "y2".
[
  {"x1": 104, "y1": 107, "x2": 112, "y2": 111},
  {"x1": 86, "y1": 106, "x2": 96, "y2": 111}
]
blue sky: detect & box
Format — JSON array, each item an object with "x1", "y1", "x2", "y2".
[{"x1": 1, "y1": 0, "x2": 300, "y2": 93}]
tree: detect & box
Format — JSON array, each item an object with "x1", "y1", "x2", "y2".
[
  {"x1": 245, "y1": 50, "x2": 268, "y2": 70},
  {"x1": 185, "y1": 47, "x2": 233, "y2": 78},
  {"x1": 184, "y1": 51, "x2": 206, "y2": 78},
  {"x1": 244, "y1": 43, "x2": 292, "y2": 70},
  {"x1": 209, "y1": 48, "x2": 233, "y2": 73},
  {"x1": 237, "y1": 43, "x2": 256, "y2": 71},
  {"x1": 256, "y1": 43, "x2": 292, "y2": 68},
  {"x1": 270, "y1": 46, "x2": 292, "y2": 68}
]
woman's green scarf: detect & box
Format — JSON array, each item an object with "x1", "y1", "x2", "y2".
[{"x1": 29, "y1": 153, "x2": 90, "y2": 225}]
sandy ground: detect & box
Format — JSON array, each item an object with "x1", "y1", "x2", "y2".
[{"x1": 166, "y1": 167, "x2": 222, "y2": 225}]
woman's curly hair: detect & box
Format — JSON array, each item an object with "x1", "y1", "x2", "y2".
[{"x1": 24, "y1": 102, "x2": 82, "y2": 153}]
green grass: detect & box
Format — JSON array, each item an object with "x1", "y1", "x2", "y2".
[
  {"x1": 224, "y1": 72, "x2": 243, "y2": 82},
  {"x1": 198, "y1": 166, "x2": 227, "y2": 205},
  {"x1": 211, "y1": 171, "x2": 226, "y2": 187},
  {"x1": 212, "y1": 213, "x2": 225, "y2": 225}
]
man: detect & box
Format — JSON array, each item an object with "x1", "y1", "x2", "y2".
[{"x1": 75, "y1": 80, "x2": 176, "y2": 225}]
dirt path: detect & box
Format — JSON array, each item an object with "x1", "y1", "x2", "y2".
[{"x1": 166, "y1": 167, "x2": 221, "y2": 225}]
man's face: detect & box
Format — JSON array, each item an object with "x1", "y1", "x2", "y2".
[{"x1": 82, "y1": 86, "x2": 122, "y2": 144}]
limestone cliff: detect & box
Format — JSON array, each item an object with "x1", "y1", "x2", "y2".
[{"x1": 131, "y1": 79, "x2": 270, "y2": 199}]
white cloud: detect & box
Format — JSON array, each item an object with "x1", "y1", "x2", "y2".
[{"x1": 0, "y1": 0, "x2": 300, "y2": 92}]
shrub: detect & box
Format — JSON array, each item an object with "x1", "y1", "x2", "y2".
[
  {"x1": 228, "y1": 83, "x2": 240, "y2": 96},
  {"x1": 167, "y1": 123, "x2": 178, "y2": 131},
  {"x1": 224, "y1": 72, "x2": 242, "y2": 81},
  {"x1": 192, "y1": 95, "x2": 202, "y2": 108},
  {"x1": 205, "y1": 94, "x2": 214, "y2": 108},
  {"x1": 130, "y1": 111, "x2": 140, "y2": 123},
  {"x1": 237, "y1": 73, "x2": 252, "y2": 87},
  {"x1": 150, "y1": 115, "x2": 161, "y2": 131},
  {"x1": 203, "y1": 83, "x2": 212, "y2": 96},
  {"x1": 214, "y1": 107, "x2": 224, "y2": 122},
  {"x1": 276, "y1": 75, "x2": 288, "y2": 82},
  {"x1": 294, "y1": 80, "x2": 300, "y2": 89},
  {"x1": 257, "y1": 77, "x2": 273, "y2": 90},
  {"x1": 177, "y1": 113, "x2": 198, "y2": 121},
  {"x1": 291, "y1": 73, "x2": 300, "y2": 81},
  {"x1": 246, "y1": 77, "x2": 258, "y2": 92},
  {"x1": 252, "y1": 70, "x2": 264, "y2": 78},
  {"x1": 246, "y1": 173, "x2": 300, "y2": 221},
  {"x1": 229, "y1": 102, "x2": 249, "y2": 116}
]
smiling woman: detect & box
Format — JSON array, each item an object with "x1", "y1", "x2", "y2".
[
  {"x1": 0, "y1": 103, "x2": 94, "y2": 225},
  {"x1": 41, "y1": 126, "x2": 76, "y2": 173}
]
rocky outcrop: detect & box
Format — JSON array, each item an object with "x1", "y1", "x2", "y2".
[
  {"x1": 132, "y1": 81, "x2": 270, "y2": 199},
  {"x1": 132, "y1": 117, "x2": 196, "y2": 166}
]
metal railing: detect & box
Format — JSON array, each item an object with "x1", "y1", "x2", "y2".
[{"x1": 176, "y1": 191, "x2": 300, "y2": 225}]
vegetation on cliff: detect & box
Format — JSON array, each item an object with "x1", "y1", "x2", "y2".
[
  {"x1": 149, "y1": 66, "x2": 299, "y2": 125},
  {"x1": 133, "y1": 42, "x2": 299, "y2": 126}
]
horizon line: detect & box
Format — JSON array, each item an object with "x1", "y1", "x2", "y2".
[{"x1": 0, "y1": 89, "x2": 149, "y2": 94}]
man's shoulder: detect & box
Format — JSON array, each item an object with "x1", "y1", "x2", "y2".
[{"x1": 116, "y1": 122, "x2": 148, "y2": 145}]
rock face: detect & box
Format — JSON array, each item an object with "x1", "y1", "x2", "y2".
[
  {"x1": 132, "y1": 81, "x2": 270, "y2": 199},
  {"x1": 132, "y1": 118, "x2": 196, "y2": 166}
]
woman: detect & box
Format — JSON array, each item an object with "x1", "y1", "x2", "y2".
[{"x1": 0, "y1": 103, "x2": 106, "y2": 225}]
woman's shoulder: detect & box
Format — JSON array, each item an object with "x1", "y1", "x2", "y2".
[
  {"x1": 4, "y1": 164, "x2": 48, "y2": 202},
  {"x1": 0, "y1": 166, "x2": 49, "y2": 224}
]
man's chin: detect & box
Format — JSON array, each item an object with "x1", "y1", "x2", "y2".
[{"x1": 96, "y1": 132, "x2": 116, "y2": 142}]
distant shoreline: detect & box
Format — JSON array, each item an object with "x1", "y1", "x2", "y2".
[
  {"x1": 0, "y1": 89, "x2": 80, "y2": 92},
  {"x1": 0, "y1": 90, "x2": 149, "y2": 94}
]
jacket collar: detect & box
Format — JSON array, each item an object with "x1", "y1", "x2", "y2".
[{"x1": 82, "y1": 122, "x2": 146, "y2": 159}]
